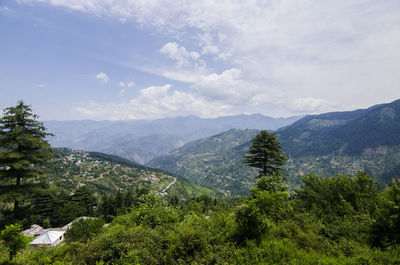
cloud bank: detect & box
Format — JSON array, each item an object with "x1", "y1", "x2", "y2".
[
  {"x1": 74, "y1": 84, "x2": 229, "y2": 120},
  {"x1": 20, "y1": 0, "x2": 400, "y2": 119}
]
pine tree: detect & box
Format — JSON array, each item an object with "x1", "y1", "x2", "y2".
[
  {"x1": 0, "y1": 100, "x2": 53, "y2": 217},
  {"x1": 243, "y1": 130, "x2": 287, "y2": 177},
  {"x1": 71, "y1": 186, "x2": 97, "y2": 216}
]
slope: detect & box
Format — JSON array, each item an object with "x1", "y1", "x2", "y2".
[
  {"x1": 148, "y1": 129, "x2": 259, "y2": 196},
  {"x1": 41, "y1": 148, "x2": 221, "y2": 202},
  {"x1": 149, "y1": 99, "x2": 400, "y2": 193}
]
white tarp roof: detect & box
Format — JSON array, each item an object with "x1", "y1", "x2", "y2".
[
  {"x1": 30, "y1": 230, "x2": 66, "y2": 245},
  {"x1": 23, "y1": 224, "x2": 43, "y2": 237}
]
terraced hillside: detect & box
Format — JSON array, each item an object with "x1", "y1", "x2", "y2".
[{"x1": 42, "y1": 148, "x2": 221, "y2": 201}]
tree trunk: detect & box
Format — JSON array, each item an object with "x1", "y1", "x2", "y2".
[
  {"x1": 13, "y1": 199, "x2": 19, "y2": 218},
  {"x1": 14, "y1": 176, "x2": 21, "y2": 218}
]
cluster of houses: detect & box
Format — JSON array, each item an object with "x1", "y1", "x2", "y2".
[{"x1": 22, "y1": 217, "x2": 90, "y2": 247}]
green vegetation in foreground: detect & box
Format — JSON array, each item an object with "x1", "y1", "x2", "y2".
[{"x1": 1, "y1": 172, "x2": 400, "y2": 264}]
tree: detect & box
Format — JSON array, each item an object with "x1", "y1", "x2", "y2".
[
  {"x1": 0, "y1": 100, "x2": 53, "y2": 218},
  {"x1": 254, "y1": 174, "x2": 286, "y2": 193},
  {"x1": 234, "y1": 200, "x2": 272, "y2": 243},
  {"x1": 71, "y1": 186, "x2": 97, "y2": 216},
  {"x1": 65, "y1": 217, "x2": 104, "y2": 243},
  {"x1": 243, "y1": 130, "x2": 287, "y2": 177},
  {"x1": 0, "y1": 223, "x2": 31, "y2": 261},
  {"x1": 370, "y1": 178, "x2": 400, "y2": 247}
]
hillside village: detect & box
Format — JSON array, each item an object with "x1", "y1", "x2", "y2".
[{"x1": 43, "y1": 149, "x2": 178, "y2": 195}]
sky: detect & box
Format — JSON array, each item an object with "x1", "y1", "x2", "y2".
[{"x1": 1, "y1": 0, "x2": 400, "y2": 120}]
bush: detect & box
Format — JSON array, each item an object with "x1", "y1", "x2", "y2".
[{"x1": 65, "y1": 218, "x2": 104, "y2": 243}]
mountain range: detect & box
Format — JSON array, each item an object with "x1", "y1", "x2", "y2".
[
  {"x1": 45, "y1": 114, "x2": 301, "y2": 164},
  {"x1": 148, "y1": 99, "x2": 400, "y2": 194}
]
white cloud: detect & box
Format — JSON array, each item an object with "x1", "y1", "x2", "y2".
[
  {"x1": 193, "y1": 68, "x2": 259, "y2": 104},
  {"x1": 36, "y1": 84, "x2": 45, "y2": 88},
  {"x1": 118, "y1": 81, "x2": 134, "y2": 96},
  {"x1": 96, "y1": 72, "x2": 110, "y2": 83},
  {"x1": 201, "y1": 45, "x2": 219, "y2": 55},
  {"x1": 74, "y1": 84, "x2": 230, "y2": 120},
  {"x1": 24, "y1": 0, "x2": 400, "y2": 116},
  {"x1": 160, "y1": 42, "x2": 200, "y2": 67},
  {"x1": 161, "y1": 70, "x2": 201, "y2": 83},
  {"x1": 286, "y1": 97, "x2": 332, "y2": 114}
]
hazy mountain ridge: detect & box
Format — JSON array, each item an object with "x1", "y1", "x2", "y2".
[
  {"x1": 148, "y1": 99, "x2": 400, "y2": 193},
  {"x1": 45, "y1": 114, "x2": 302, "y2": 164}
]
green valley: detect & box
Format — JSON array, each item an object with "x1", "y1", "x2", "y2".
[{"x1": 148, "y1": 99, "x2": 400, "y2": 194}]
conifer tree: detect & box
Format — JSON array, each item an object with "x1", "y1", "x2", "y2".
[
  {"x1": 244, "y1": 130, "x2": 287, "y2": 177},
  {"x1": 0, "y1": 100, "x2": 53, "y2": 217},
  {"x1": 71, "y1": 186, "x2": 97, "y2": 215}
]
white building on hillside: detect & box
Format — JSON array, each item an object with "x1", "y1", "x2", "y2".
[{"x1": 30, "y1": 230, "x2": 66, "y2": 247}]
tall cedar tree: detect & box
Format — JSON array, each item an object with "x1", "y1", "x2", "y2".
[
  {"x1": 0, "y1": 101, "x2": 53, "y2": 217},
  {"x1": 244, "y1": 130, "x2": 287, "y2": 177}
]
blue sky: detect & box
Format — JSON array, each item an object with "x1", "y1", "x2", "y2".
[{"x1": 1, "y1": 0, "x2": 400, "y2": 120}]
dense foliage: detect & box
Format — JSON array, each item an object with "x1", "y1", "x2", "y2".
[{"x1": 2, "y1": 172, "x2": 400, "y2": 264}]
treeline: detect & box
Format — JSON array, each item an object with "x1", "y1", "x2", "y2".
[
  {"x1": 3, "y1": 172, "x2": 400, "y2": 264},
  {"x1": 0, "y1": 183, "x2": 96, "y2": 229},
  {"x1": 1, "y1": 182, "x2": 153, "y2": 229}
]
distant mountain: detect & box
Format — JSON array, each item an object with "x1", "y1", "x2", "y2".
[
  {"x1": 148, "y1": 99, "x2": 400, "y2": 194},
  {"x1": 280, "y1": 99, "x2": 400, "y2": 183},
  {"x1": 279, "y1": 99, "x2": 400, "y2": 156},
  {"x1": 45, "y1": 114, "x2": 301, "y2": 164}
]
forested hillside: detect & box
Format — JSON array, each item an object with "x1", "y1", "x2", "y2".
[
  {"x1": 148, "y1": 129, "x2": 259, "y2": 195},
  {"x1": 0, "y1": 147, "x2": 220, "y2": 231},
  {"x1": 278, "y1": 99, "x2": 400, "y2": 156},
  {"x1": 281, "y1": 99, "x2": 400, "y2": 184},
  {"x1": 44, "y1": 148, "x2": 220, "y2": 199},
  {"x1": 149, "y1": 99, "x2": 400, "y2": 193}
]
